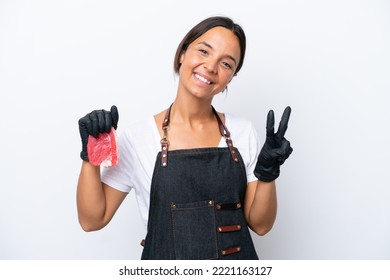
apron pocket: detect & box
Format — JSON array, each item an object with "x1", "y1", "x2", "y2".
[{"x1": 170, "y1": 200, "x2": 218, "y2": 260}]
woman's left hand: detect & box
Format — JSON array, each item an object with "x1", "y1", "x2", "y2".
[{"x1": 254, "y1": 106, "x2": 293, "y2": 182}]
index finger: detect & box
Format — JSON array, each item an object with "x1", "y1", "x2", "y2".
[
  {"x1": 266, "y1": 109, "x2": 275, "y2": 137},
  {"x1": 276, "y1": 106, "x2": 291, "y2": 139},
  {"x1": 110, "y1": 105, "x2": 119, "y2": 129}
]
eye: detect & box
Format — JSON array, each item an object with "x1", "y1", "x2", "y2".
[
  {"x1": 199, "y1": 49, "x2": 208, "y2": 55},
  {"x1": 222, "y1": 61, "x2": 232, "y2": 69}
]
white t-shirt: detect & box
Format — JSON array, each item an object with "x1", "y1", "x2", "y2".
[{"x1": 101, "y1": 113, "x2": 262, "y2": 230}]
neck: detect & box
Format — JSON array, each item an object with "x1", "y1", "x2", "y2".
[{"x1": 170, "y1": 96, "x2": 214, "y2": 126}]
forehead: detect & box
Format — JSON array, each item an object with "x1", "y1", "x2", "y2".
[{"x1": 191, "y1": 26, "x2": 241, "y2": 60}]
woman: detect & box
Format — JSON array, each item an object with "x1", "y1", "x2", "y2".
[{"x1": 77, "y1": 16, "x2": 292, "y2": 260}]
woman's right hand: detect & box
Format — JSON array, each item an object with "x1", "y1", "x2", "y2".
[{"x1": 78, "y1": 105, "x2": 119, "y2": 161}]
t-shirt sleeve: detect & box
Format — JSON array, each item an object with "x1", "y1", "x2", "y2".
[
  {"x1": 101, "y1": 130, "x2": 135, "y2": 193},
  {"x1": 246, "y1": 122, "x2": 262, "y2": 183}
]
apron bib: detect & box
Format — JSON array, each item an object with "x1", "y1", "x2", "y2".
[{"x1": 141, "y1": 105, "x2": 258, "y2": 260}]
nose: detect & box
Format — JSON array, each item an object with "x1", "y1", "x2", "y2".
[{"x1": 203, "y1": 58, "x2": 218, "y2": 74}]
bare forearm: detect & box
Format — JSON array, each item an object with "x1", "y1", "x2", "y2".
[
  {"x1": 247, "y1": 181, "x2": 277, "y2": 236},
  {"x1": 76, "y1": 161, "x2": 106, "y2": 231}
]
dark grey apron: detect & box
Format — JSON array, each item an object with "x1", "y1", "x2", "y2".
[{"x1": 141, "y1": 105, "x2": 258, "y2": 260}]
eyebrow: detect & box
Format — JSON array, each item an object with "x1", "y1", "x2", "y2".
[{"x1": 197, "y1": 41, "x2": 238, "y2": 66}]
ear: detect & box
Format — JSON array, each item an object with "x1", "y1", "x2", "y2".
[{"x1": 179, "y1": 52, "x2": 185, "y2": 63}]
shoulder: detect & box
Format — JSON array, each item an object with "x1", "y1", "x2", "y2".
[
  {"x1": 224, "y1": 112, "x2": 261, "y2": 153},
  {"x1": 121, "y1": 117, "x2": 156, "y2": 140},
  {"x1": 124, "y1": 117, "x2": 155, "y2": 132},
  {"x1": 224, "y1": 113, "x2": 257, "y2": 138},
  {"x1": 117, "y1": 117, "x2": 160, "y2": 152},
  {"x1": 223, "y1": 112, "x2": 261, "y2": 182}
]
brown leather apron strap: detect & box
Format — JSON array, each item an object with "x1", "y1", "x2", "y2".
[
  {"x1": 217, "y1": 224, "x2": 242, "y2": 233},
  {"x1": 215, "y1": 202, "x2": 242, "y2": 210},
  {"x1": 160, "y1": 104, "x2": 172, "y2": 167},
  {"x1": 160, "y1": 104, "x2": 239, "y2": 167},
  {"x1": 211, "y1": 106, "x2": 239, "y2": 163},
  {"x1": 221, "y1": 246, "x2": 241, "y2": 256}
]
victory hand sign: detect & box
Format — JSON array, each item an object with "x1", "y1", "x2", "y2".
[{"x1": 254, "y1": 106, "x2": 293, "y2": 182}]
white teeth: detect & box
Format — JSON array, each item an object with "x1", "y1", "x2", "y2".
[{"x1": 195, "y1": 73, "x2": 211, "y2": 84}]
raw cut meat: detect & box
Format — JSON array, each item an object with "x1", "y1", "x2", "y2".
[{"x1": 87, "y1": 128, "x2": 119, "y2": 167}]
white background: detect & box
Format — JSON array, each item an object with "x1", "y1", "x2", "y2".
[{"x1": 0, "y1": 0, "x2": 389, "y2": 259}]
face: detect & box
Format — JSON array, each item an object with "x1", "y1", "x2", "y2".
[{"x1": 178, "y1": 26, "x2": 241, "y2": 100}]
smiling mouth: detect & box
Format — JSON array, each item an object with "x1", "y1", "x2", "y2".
[{"x1": 194, "y1": 73, "x2": 213, "y2": 85}]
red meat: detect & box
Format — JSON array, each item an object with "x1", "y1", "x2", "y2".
[{"x1": 87, "y1": 128, "x2": 119, "y2": 167}]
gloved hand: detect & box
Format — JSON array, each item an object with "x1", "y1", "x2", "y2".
[
  {"x1": 78, "y1": 105, "x2": 119, "y2": 161},
  {"x1": 254, "y1": 106, "x2": 293, "y2": 182}
]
